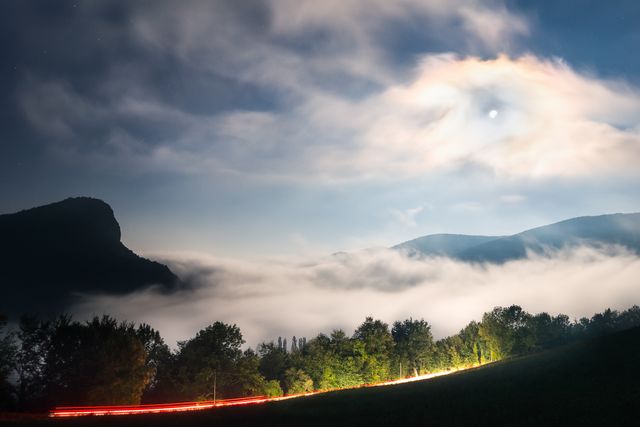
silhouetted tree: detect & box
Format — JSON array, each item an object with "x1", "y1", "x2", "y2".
[
  {"x1": 136, "y1": 324, "x2": 174, "y2": 403},
  {"x1": 0, "y1": 315, "x2": 16, "y2": 410},
  {"x1": 618, "y1": 306, "x2": 640, "y2": 331},
  {"x1": 37, "y1": 316, "x2": 152, "y2": 407},
  {"x1": 172, "y1": 321, "x2": 244, "y2": 400},
  {"x1": 257, "y1": 342, "x2": 288, "y2": 383},
  {"x1": 588, "y1": 308, "x2": 620, "y2": 336},
  {"x1": 226, "y1": 349, "x2": 282, "y2": 397},
  {"x1": 526, "y1": 313, "x2": 570, "y2": 350},
  {"x1": 13, "y1": 315, "x2": 50, "y2": 410}
]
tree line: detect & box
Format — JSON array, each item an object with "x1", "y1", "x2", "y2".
[{"x1": 2, "y1": 304, "x2": 640, "y2": 411}]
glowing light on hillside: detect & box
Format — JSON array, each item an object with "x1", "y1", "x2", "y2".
[{"x1": 49, "y1": 367, "x2": 473, "y2": 417}]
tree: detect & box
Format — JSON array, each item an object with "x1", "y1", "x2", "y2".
[
  {"x1": 173, "y1": 321, "x2": 244, "y2": 400},
  {"x1": 526, "y1": 313, "x2": 570, "y2": 350},
  {"x1": 459, "y1": 321, "x2": 490, "y2": 366},
  {"x1": 616, "y1": 306, "x2": 640, "y2": 333},
  {"x1": 83, "y1": 317, "x2": 152, "y2": 405},
  {"x1": 302, "y1": 331, "x2": 365, "y2": 390},
  {"x1": 479, "y1": 306, "x2": 533, "y2": 360},
  {"x1": 14, "y1": 315, "x2": 50, "y2": 409},
  {"x1": 38, "y1": 316, "x2": 152, "y2": 406},
  {"x1": 257, "y1": 342, "x2": 288, "y2": 383},
  {"x1": 392, "y1": 318, "x2": 434, "y2": 376},
  {"x1": 262, "y1": 379, "x2": 284, "y2": 397},
  {"x1": 136, "y1": 323, "x2": 174, "y2": 403},
  {"x1": 353, "y1": 317, "x2": 394, "y2": 382},
  {"x1": 227, "y1": 349, "x2": 281, "y2": 397},
  {"x1": 292, "y1": 336, "x2": 298, "y2": 352},
  {"x1": 283, "y1": 368, "x2": 314, "y2": 394},
  {"x1": 0, "y1": 315, "x2": 16, "y2": 410},
  {"x1": 587, "y1": 308, "x2": 620, "y2": 337}
]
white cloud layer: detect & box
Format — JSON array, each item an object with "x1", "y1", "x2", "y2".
[
  {"x1": 19, "y1": 1, "x2": 640, "y2": 183},
  {"x1": 342, "y1": 54, "x2": 640, "y2": 179},
  {"x1": 21, "y1": 57, "x2": 640, "y2": 182},
  {"x1": 72, "y1": 247, "x2": 640, "y2": 348}
]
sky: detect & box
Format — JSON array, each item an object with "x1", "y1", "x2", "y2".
[
  {"x1": 1, "y1": 0, "x2": 639, "y2": 258},
  {"x1": 2, "y1": 1, "x2": 640, "y2": 346}
]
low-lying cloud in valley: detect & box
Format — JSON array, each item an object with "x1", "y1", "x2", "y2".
[{"x1": 73, "y1": 246, "x2": 640, "y2": 348}]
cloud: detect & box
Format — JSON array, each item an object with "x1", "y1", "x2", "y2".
[
  {"x1": 457, "y1": 4, "x2": 529, "y2": 51},
  {"x1": 20, "y1": 57, "x2": 640, "y2": 184},
  {"x1": 72, "y1": 246, "x2": 640, "y2": 349},
  {"x1": 332, "y1": 54, "x2": 640, "y2": 180},
  {"x1": 268, "y1": 0, "x2": 529, "y2": 56},
  {"x1": 391, "y1": 206, "x2": 425, "y2": 227},
  {"x1": 16, "y1": 2, "x2": 640, "y2": 184},
  {"x1": 131, "y1": 0, "x2": 528, "y2": 89}
]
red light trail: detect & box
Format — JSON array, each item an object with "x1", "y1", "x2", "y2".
[{"x1": 49, "y1": 368, "x2": 467, "y2": 417}]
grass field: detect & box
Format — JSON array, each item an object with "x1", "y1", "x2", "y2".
[{"x1": 4, "y1": 327, "x2": 640, "y2": 426}]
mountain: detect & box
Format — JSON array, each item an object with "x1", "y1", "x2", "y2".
[
  {"x1": 392, "y1": 234, "x2": 503, "y2": 258},
  {"x1": 394, "y1": 212, "x2": 640, "y2": 263},
  {"x1": 0, "y1": 197, "x2": 179, "y2": 317}
]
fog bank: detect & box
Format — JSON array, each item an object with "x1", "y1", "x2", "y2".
[{"x1": 73, "y1": 246, "x2": 640, "y2": 348}]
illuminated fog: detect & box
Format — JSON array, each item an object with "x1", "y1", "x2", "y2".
[{"x1": 74, "y1": 246, "x2": 640, "y2": 347}]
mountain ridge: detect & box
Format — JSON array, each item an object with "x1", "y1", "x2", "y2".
[
  {"x1": 394, "y1": 212, "x2": 640, "y2": 263},
  {"x1": 392, "y1": 233, "x2": 504, "y2": 258},
  {"x1": 0, "y1": 197, "x2": 180, "y2": 317}
]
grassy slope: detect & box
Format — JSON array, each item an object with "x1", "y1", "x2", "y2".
[{"x1": 8, "y1": 327, "x2": 640, "y2": 426}]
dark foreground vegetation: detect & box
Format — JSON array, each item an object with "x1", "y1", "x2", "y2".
[
  {"x1": 2, "y1": 304, "x2": 640, "y2": 413},
  {"x1": 3, "y1": 326, "x2": 640, "y2": 426}
]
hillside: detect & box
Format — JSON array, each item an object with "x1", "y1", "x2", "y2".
[
  {"x1": 0, "y1": 197, "x2": 179, "y2": 317},
  {"x1": 12, "y1": 326, "x2": 639, "y2": 426},
  {"x1": 395, "y1": 212, "x2": 640, "y2": 263},
  {"x1": 392, "y1": 233, "x2": 502, "y2": 257}
]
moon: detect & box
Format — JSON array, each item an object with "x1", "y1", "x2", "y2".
[{"x1": 488, "y1": 109, "x2": 498, "y2": 119}]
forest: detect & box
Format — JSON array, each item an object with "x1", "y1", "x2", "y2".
[{"x1": 1, "y1": 304, "x2": 640, "y2": 412}]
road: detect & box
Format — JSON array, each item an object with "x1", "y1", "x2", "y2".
[{"x1": 49, "y1": 368, "x2": 464, "y2": 417}]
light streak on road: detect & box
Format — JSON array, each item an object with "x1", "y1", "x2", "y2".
[{"x1": 49, "y1": 367, "x2": 471, "y2": 417}]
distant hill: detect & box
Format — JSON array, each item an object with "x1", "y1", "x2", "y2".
[
  {"x1": 0, "y1": 197, "x2": 179, "y2": 317},
  {"x1": 393, "y1": 234, "x2": 503, "y2": 258},
  {"x1": 394, "y1": 213, "x2": 640, "y2": 263}
]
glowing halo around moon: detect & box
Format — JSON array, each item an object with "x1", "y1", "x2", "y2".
[{"x1": 488, "y1": 109, "x2": 499, "y2": 119}]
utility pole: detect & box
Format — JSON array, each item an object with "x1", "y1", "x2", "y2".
[
  {"x1": 213, "y1": 371, "x2": 217, "y2": 405},
  {"x1": 399, "y1": 362, "x2": 402, "y2": 378}
]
